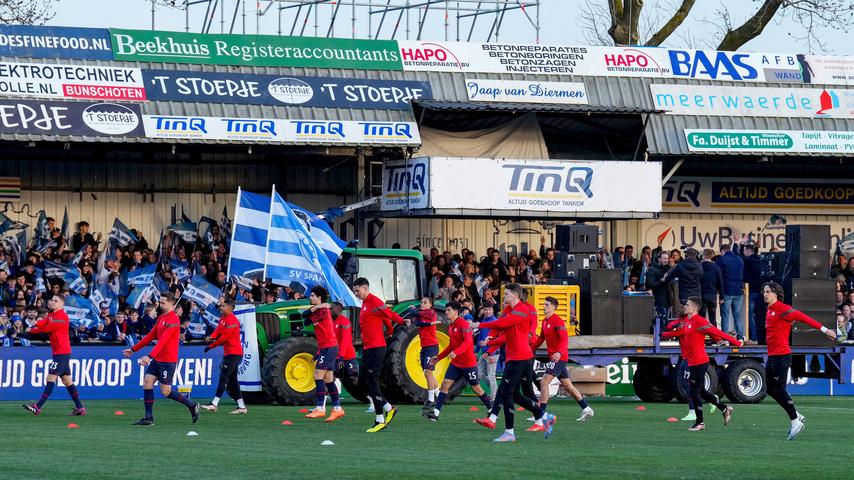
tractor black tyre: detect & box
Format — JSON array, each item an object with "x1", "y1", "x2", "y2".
[
  {"x1": 722, "y1": 359, "x2": 767, "y2": 404},
  {"x1": 382, "y1": 325, "x2": 464, "y2": 404},
  {"x1": 670, "y1": 361, "x2": 720, "y2": 404},
  {"x1": 632, "y1": 359, "x2": 675, "y2": 403},
  {"x1": 261, "y1": 337, "x2": 318, "y2": 406}
]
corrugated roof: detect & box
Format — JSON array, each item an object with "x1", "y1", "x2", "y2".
[{"x1": 646, "y1": 114, "x2": 854, "y2": 156}]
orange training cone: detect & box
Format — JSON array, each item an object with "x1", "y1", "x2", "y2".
[
  {"x1": 281, "y1": 420, "x2": 294, "y2": 425},
  {"x1": 299, "y1": 408, "x2": 310, "y2": 413},
  {"x1": 469, "y1": 406, "x2": 480, "y2": 412},
  {"x1": 114, "y1": 411, "x2": 125, "y2": 416},
  {"x1": 67, "y1": 423, "x2": 79, "y2": 429},
  {"x1": 666, "y1": 417, "x2": 679, "y2": 422},
  {"x1": 636, "y1": 406, "x2": 646, "y2": 411}
]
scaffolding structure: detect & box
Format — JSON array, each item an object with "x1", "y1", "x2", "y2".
[{"x1": 151, "y1": 0, "x2": 541, "y2": 43}]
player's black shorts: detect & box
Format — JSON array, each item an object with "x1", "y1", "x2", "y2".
[
  {"x1": 766, "y1": 354, "x2": 791, "y2": 391},
  {"x1": 544, "y1": 360, "x2": 569, "y2": 379},
  {"x1": 361, "y1": 346, "x2": 385, "y2": 377},
  {"x1": 686, "y1": 362, "x2": 709, "y2": 388},
  {"x1": 420, "y1": 344, "x2": 439, "y2": 371},
  {"x1": 221, "y1": 354, "x2": 241, "y2": 376},
  {"x1": 146, "y1": 360, "x2": 177, "y2": 385},
  {"x1": 336, "y1": 358, "x2": 359, "y2": 378},
  {"x1": 445, "y1": 364, "x2": 479, "y2": 386},
  {"x1": 48, "y1": 354, "x2": 71, "y2": 377},
  {"x1": 314, "y1": 346, "x2": 338, "y2": 371}
]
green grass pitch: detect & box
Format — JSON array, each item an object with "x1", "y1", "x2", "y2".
[{"x1": 3, "y1": 396, "x2": 850, "y2": 479}]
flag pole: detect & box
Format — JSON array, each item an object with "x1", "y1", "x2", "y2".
[
  {"x1": 262, "y1": 184, "x2": 275, "y2": 284},
  {"x1": 226, "y1": 186, "x2": 242, "y2": 278}
]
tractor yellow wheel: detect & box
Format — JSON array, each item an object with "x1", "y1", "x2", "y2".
[
  {"x1": 404, "y1": 331, "x2": 451, "y2": 389},
  {"x1": 285, "y1": 352, "x2": 317, "y2": 393}
]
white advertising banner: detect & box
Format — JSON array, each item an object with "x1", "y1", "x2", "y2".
[
  {"x1": 381, "y1": 157, "x2": 429, "y2": 211},
  {"x1": 0, "y1": 61, "x2": 145, "y2": 101},
  {"x1": 684, "y1": 129, "x2": 854, "y2": 154},
  {"x1": 800, "y1": 55, "x2": 854, "y2": 86},
  {"x1": 464, "y1": 78, "x2": 587, "y2": 104},
  {"x1": 235, "y1": 303, "x2": 261, "y2": 392},
  {"x1": 427, "y1": 157, "x2": 661, "y2": 214},
  {"x1": 143, "y1": 115, "x2": 421, "y2": 145},
  {"x1": 651, "y1": 84, "x2": 854, "y2": 119}
]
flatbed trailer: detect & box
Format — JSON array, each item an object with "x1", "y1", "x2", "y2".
[{"x1": 553, "y1": 322, "x2": 851, "y2": 403}]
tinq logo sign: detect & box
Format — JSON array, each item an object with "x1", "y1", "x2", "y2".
[{"x1": 503, "y1": 164, "x2": 593, "y2": 208}]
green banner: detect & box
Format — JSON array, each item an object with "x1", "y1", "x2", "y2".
[{"x1": 110, "y1": 28, "x2": 402, "y2": 70}]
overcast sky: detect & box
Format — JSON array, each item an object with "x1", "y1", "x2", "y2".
[{"x1": 47, "y1": 0, "x2": 852, "y2": 55}]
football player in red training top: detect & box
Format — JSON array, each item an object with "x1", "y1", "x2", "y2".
[
  {"x1": 352, "y1": 277, "x2": 405, "y2": 433},
  {"x1": 425, "y1": 302, "x2": 493, "y2": 421},
  {"x1": 532, "y1": 296, "x2": 594, "y2": 429},
  {"x1": 332, "y1": 301, "x2": 359, "y2": 417},
  {"x1": 200, "y1": 299, "x2": 247, "y2": 415},
  {"x1": 23, "y1": 294, "x2": 86, "y2": 416},
  {"x1": 123, "y1": 292, "x2": 200, "y2": 426},
  {"x1": 302, "y1": 286, "x2": 345, "y2": 422},
  {"x1": 413, "y1": 297, "x2": 440, "y2": 418},
  {"x1": 662, "y1": 296, "x2": 741, "y2": 432},
  {"x1": 475, "y1": 284, "x2": 555, "y2": 442},
  {"x1": 762, "y1": 281, "x2": 836, "y2": 440}
]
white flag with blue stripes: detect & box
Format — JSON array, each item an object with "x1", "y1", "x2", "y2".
[
  {"x1": 227, "y1": 188, "x2": 271, "y2": 281},
  {"x1": 288, "y1": 203, "x2": 347, "y2": 265},
  {"x1": 264, "y1": 189, "x2": 359, "y2": 307}
]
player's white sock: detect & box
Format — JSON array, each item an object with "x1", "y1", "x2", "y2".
[
  {"x1": 434, "y1": 408, "x2": 441, "y2": 417},
  {"x1": 237, "y1": 399, "x2": 246, "y2": 409},
  {"x1": 534, "y1": 418, "x2": 543, "y2": 426},
  {"x1": 211, "y1": 397, "x2": 220, "y2": 406},
  {"x1": 488, "y1": 414, "x2": 498, "y2": 423},
  {"x1": 428, "y1": 390, "x2": 435, "y2": 402},
  {"x1": 432, "y1": 388, "x2": 440, "y2": 398},
  {"x1": 322, "y1": 396, "x2": 328, "y2": 409},
  {"x1": 383, "y1": 402, "x2": 393, "y2": 413},
  {"x1": 791, "y1": 418, "x2": 801, "y2": 427},
  {"x1": 375, "y1": 414, "x2": 385, "y2": 423},
  {"x1": 504, "y1": 429, "x2": 514, "y2": 436}
]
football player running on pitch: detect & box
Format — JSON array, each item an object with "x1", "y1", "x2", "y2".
[
  {"x1": 762, "y1": 281, "x2": 836, "y2": 440},
  {"x1": 425, "y1": 302, "x2": 493, "y2": 421},
  {"x1": 532, "y1": 296, "x2": 594, "y2": 428},
  {"x1": 303, "y1": 286, "x2": 345, "y2": 422}
]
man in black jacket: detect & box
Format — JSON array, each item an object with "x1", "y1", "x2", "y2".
[
  {"x1": 670, "y1": 248, "x2": 703, "y2": 305},
  {"x1": 738, "y1": 242, "x2": 762, "y2": 344},
  {"x1": 700, "y1": 249, "x2": 724, "y2": 328},
  {"x1": 645, "y1": 251, "x2": 672, "y2": 328}
]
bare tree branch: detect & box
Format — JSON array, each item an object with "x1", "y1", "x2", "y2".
[
  {"x1": 645, "y1": 0, "x2": 696, "y2": 46},
  {"x1": 717, "y1": 0, "x2": 785, "y2": 51},
  {"x1": 0, "y1": 0, "x2": 58, "y2": 25}
]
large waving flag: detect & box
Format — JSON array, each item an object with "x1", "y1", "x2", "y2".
[
  {"x1": 109, "y1": 218, "x2": 138, "y2": 247},
  {"x1": 288, "y1": 202, "x2": 347, "y2": 265},
  {"x1": 264, "y1": 188, "x2": 359, "y2": 307},
  {"x1": 183, "y1": 273, "x2": 222, "y2": 308},
  {"x1": 128, "y1": 263, "x2": 157, "y2": 287},
  {"x1": 65, "y1": 294, "x2": 100, "y2": 328},
  {"x1": 44, "y1": 260, "x2": 71, "y2": 279},
  {"x1": 169, "y1": 259, "x2": 191, "y2": 281},
  {"x1": 168, "y1": 222, "x2": 198, "y2": 243},
  {"x1": 227, "y1": 188, "x2": 271, "y2": 281}
]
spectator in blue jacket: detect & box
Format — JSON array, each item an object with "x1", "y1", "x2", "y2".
[
  {"x1": 716, "y1": 244, "x2": 745, "y2": 341},
  {"x1": 738, "y1": 242, "x2": 761, "y2": 344},
  {"x1": 700, "y1": 249, "x2": 723, "y2": 328}
]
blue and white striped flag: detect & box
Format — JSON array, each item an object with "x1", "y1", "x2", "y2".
[
  {"x1": 265, "y1": 189, "x2": 359, "y2": 307},
  {"x1": 44, "y1": 261, "x2": 71, "y2": 279},
  {"x1": 128, "y1": 263, "x2": 157, "y2": 287},
  {"x1": 63, "y1": 268, "x2": 88, "y2": 295},
  {"x1": 227, "y1": 188, "x2": 271, "y2": 281},
  {"x1": 68, "y1": 244, "x2": 86, "y2": 267},
  {"x1": 127, "y1": 282, "x2": 160, "y2": 309},
  {"x1": 288, "y1": 202, "x2": 347, "y2": 264},
  {"x1": 109, "y1": 218, "x2": 138, "y2": 247},
  {"x1": 169, "y1": 259, "x2": 191, "y2": 281},
  {"x1": 65, "y1": 294, "x2": 99, "y2": 328},
  {"x1": 183, "y1": 274, "x2": 222, "y2": 309}
]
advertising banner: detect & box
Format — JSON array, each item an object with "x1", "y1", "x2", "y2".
[
  {"x1": 143, "y1": 115, "x2": 420, "y2": 145},
  {"x1": 111, "y1": 28, "x2": 402, "y2": 70},
  {"x1": 800, "y1": 55, "x2": 854, "y2": 86},
  {"x1": 0, "y1": 345, "x2": 222, "y2": 400},
  {"x1": 684, "y1": 129, "x2": 854, "y2": 154},
  {"x1": 235, "y1": 303, "x2": 261, "y2": 392},
  {"x1": 663, "y1": 176, "x2": 854, "y2": 214},
  {"x1": 381, "y1": 158, "x2": 430, "y2": 211},
  {"x1": 641, "y1": 217, "x2": 853, "y2": 253},
  {"x1": 0, "y1": 61, "x2": 144, "y2": 101},
  {"x1": 0, "y1": 99, "x2": 144, "y2": 137},
  {"x1": 142, "y1": 69, "x2": 429, "y2": 109},
  {"x1": 464, "y1": 78, "x2": 587, "y2": 104},
  {"x1": 0, "y1": 25, "x2": 113, "y2": 60},
  {"x1": 426, "y1": 157, "x2": 661, "y2": 214},
  {"x1": 650, "y1": 84, "x2": 854, "y2": 119}
]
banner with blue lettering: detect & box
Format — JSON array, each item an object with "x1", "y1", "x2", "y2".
[
  {"x1": 0, "y1": 346, "x2": 223, "y2": 400},
  {"x1": 142, "y1": 69, "x2": 431, "y2": 110},
  {"x1": 0, "y1": 26, "x2": 113, "y2": 60},
  {"x1": 0, "y1": 99, "x2": 144, "y2": 137}
]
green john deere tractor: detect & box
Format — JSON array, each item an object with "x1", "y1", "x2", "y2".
[{"x1": 254, "y1": 247, "x2": 464, "y2": 406}]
